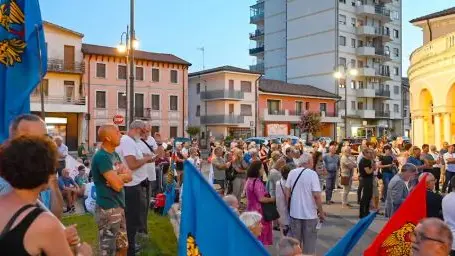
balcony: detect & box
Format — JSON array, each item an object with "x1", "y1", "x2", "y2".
[
  {"x1": 356, "y1": 88, "x2": 375, "y2": 98},
  {"x1": 47, "y1": 58, "x2": 84, "y2": 74},
  {"x1": 356, "y1": 26, "x2": 392, "y2": 42},
  {"x1": 356, "y1": 46, "x2": 375, "y2": 56},
  {"x1": 249, "y1": 29, "x2": 264, "y2": 40},
  {"x1": 249, "y1": 45, "x2": 264, "y2": 55},
  {"x1": 200, "y1": 115, "x2": 245, "y2": 125},
  {"x1": 375, "y1": 111, "x2": 391, "y2": 118},
  {"x1": 263, "y1": 109, "x2": 340, "y2": 123},
  {"x1": 357, "y1": 67, "x2": 376, "y2": 77},
  {"x1": 250, "y1": 1, "x2": 264, "y2": 24},
  {"x1": 375, "y1": 48, "x2": 392, "y2": 60},
  {"x1": 249, "y1": 62, "x2": 264, "y2": 73},
  {"x1": 200, "y1": 90, "x2": 244, "y2": 101},
  {"x1": 30, "y1": 95, "x2": 87, "y2": 113},
  {"x1": 356, "y1": 4, "x2": 391, "y2": 22},
  {"x1": 375, "y1": 89, "x2": 391, "y2": 98},
  {"x1": 356, "y1": 109, "x2": 376, "y2": 119}
]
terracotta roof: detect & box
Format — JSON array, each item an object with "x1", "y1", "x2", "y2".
[
  {"x1": 189, "y1": 65, "x2": 262, "y2": 77},
  {"x1": 43, "y1": 21, "x2": 84, "y2": 38},
  {"x1": 81, "y1": 44, "x2": 191, "y2": 66},
  {"x1": 259, "y1": 79, "x2": 340, "y2": 99},
  {"x1": 410, "y1": 7, "x2": 455, "y2": 23}
]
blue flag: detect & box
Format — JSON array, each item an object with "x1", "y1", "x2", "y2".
[
  {"x1": 179, "y1": 161, "x2": 269, "y2": 256},
  {"x1": 0, "y1": 0, "x2": 47, "y2": 142},
  {"x1": 162, "y1": 181, "x2": 176, "y2": 216},
  {"x1": 325, "y1": 211, "x2": 377, "y2": 256}
]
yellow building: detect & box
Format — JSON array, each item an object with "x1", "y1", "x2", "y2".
[{"x1": 409, "y1": 7, "x2": 455, "y2": 147}]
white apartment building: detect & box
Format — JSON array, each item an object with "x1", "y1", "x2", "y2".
[
  {"x1": 188, "y1": 66, "x2": 261, "y2": 140},
  {"x1": 249, "y1": 0, "x2": 404, "y2": 140},
  {"x1": 30, "y1": 21, "x2": 87, "y2": 150}
]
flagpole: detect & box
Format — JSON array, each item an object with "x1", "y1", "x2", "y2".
[{"x1": 35, "y1": 24, "x2": 45, "y2": 119}]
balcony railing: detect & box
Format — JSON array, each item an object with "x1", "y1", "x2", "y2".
[
  {"x1": 375, "y1": 89, "x2": 391, "y2": 98},
  {"x1": 47, "y1": 58, "x2": 84, "y2": 74},
  {"x1": 30, "y1": 95, "x2": 86, "y2": 105},
  {"x1": 375, "y1": 48, "x2": 391, "y2": 58},
  {"x1": 249, "y1": 46, "x2": 264, "y2": 55},
  {"x1": 268, "y1": 109, "x2": 286, "y2": 115},
  {"x1": 200, "y1": 115, "x2": 245, "y2": 124},
  {"x1": 134, "y1": 108, "x2": 152, "y2": 119},
  {"x1": 250, "y1": 29, "x2": 265, "y2": 40},
  {"x1": 375, "y1": 68, "x2": 390, "y2": 77},
  {"x1": 200, "y1": 90, "x2": 244, "y2": 100},
  {"x1": 375, "y1": 111, "x2": 391, "y2": 118},
  {"x1": 374, "y1": 5, "x2": 391, "y2": 18},
  {"x1": 249, "y1": 63, "x2": 264, "y2": 73},
  {"x1": 288, "y1": 110, "x2": 337, "y2": 117}
]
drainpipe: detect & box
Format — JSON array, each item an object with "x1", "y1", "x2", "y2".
[
  {"x1": 182, "y1": 67, "x2": 186, "y2": 137},
  {"x1": 255, "y1": 74, "x2": 262, "y2": 137},
  {"x1": 426, "y1": 19, "x2": 433, "y2": 41},
  {"x1": 87, "y1": 55, "x2": 92, "y2": 145},
  {"x1": 334, "y1": 0, "x2": 340, "y2": 141}
]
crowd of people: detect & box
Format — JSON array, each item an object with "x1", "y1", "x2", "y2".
[{"x1": 0, "y1": 113, "x2": 455, "y2": 256}]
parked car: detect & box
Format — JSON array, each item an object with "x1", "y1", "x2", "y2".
[
  {"x1": 268, "y1": 135, "x2": 301, "y2": 145},
  {"x1": 245, "y1": 137, "x2": 269, "y2": 145},
  {"x1": 317, "y1": 136, "x2": 332, "y2": 145}
]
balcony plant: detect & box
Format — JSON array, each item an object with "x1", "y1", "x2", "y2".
[
  {"x1": 298, "y1": 111, "x2": 322, "y2": 142},
  {"x1": 186, "y1": 126, "x2": 201, "y2": 139}
]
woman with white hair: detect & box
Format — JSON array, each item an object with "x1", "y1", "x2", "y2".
[
  {"x1": 278, "y1": 237, "x2": 303, "y2": 256},
  {"x1": 240, "y1": 211, "x2": 263, "y2": 239},
  {"x1": 340, "y1": 146, "x2": 357, "y2": 208}
]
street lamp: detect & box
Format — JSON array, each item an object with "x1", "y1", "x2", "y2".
[{"x1": 333, "y1": 64, "x2": 357, "y2": 138}]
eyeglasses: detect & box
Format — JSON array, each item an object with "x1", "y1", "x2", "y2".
[{"x1": 410, "y1": 230, "x2": 446, "y2": 245}]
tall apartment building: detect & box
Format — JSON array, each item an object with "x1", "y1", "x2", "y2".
[{"x1": 249, "y1": 0, "x2": 403, "y2": 140}]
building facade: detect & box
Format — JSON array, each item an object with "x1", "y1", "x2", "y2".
[
  {"x1": 249, "y1": 0, "x2": 403, "y2": 140},
  {"x1": 258, "y1": 79, "x2": 340, "y2": 138},
  {"x1": 409, "y1": 7, "x2": 455, "y2": 146},
  {"x1": 402, "y1": 77, "x2": 411, "y2": 137},
  {"x1": 82, "y1": 44, "x2": 190, "y2": 145},
  {"x1": 188, "y1": 66, "x2": 261, "y2": 140},
  {"x1": 31, "y1": 21, "x2": 87, "y2": 150}
]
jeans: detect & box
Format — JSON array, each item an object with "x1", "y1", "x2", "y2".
[
  {"x1": 443, "y1": 171, "x2": 455, "y2": 193},
  {"x1": 381, "y1": 172, "x2": 394, "y2": 201},
  {"x1": 125, "y1": 182, "x2": 147, "y2": 256},
  {"x1": 359, "y1": 177, "x2": 373, "y2": 218},
  {"x1": 325, "y1": 171, "x2": 336, "y2": 202},
  {"x1": 431, "y1": 167, "x2": 441, "y2": 192}
]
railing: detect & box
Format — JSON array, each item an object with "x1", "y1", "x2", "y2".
[
  {"x1": 249, "y1": 62, "x2": 264, "y2": 73},
  {"x1": 249, "y1": 29, "x2": 264, "y2": 40},
  {"x1": 375, "y1": 48, "x2": 390, "y2": 57},
  {"x1": 374, "y1": 5, "x2": 391, "y2": 18},
  {"x1": 200, "y1": 115, "x2": 245, "y2": 124},
  {"x1": 375, "y1": 69, "x2": 390, "y2": 77},
  {"x1": 250, "y1": 10, "x2": 264, "y2": 24},
  {"x1": 288, "y1": 110, "x2": 337, "y2": 117},
  {"x1": 375, "y1": 27, "x2": 391, "y2": 37},
  {"x1": 410, "y1": 31, "x2": 455, "y2": 65},
  {"x1": 200, "y1": 90, "x2": 244, "y2": 100},
  {"x1": 30, "y1": 95, "x2": 86, "y2": 105},
  {"x1": 375, "y1": 89, "x2": 391, "y2": 97},
  {"x1": 268, "y1": 109, "x2": 286, "y2": 115},
  {"x1": 249, "y1": 46, "x2": 264, "y2": 55},
  {"x1": 47, "y1": 58, "x2": 84, "y2": 74},
  {"x1": 375, "y1": 111, "x2": 391, "y2": 118}
]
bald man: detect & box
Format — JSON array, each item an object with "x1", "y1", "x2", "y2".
[
  {"x1": 92, "y1": 124, "x2": 132, "y2": 256},
  {"x1": 419, "y1": 173, "x2": 443, "y2": 219},
  {"x1": 412, "y1": 218, "x2": 453, "y2": 256}
]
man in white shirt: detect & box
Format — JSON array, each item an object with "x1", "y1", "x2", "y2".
[
  {"x1": 442, "y1": 176, "x2": 455, "y2": 256},
  {"x1": 55, "y1": 136, "x2": 68, "y2": 177},
  {"x1": 443, "y1": 144, "x2": 455, "y2": 193},
  {"x1": 285, "y1": 152, "x2": 326, "y2": 255},
  {"x1": 116, "y1": 120, "x2": 155, "y2": 255}
]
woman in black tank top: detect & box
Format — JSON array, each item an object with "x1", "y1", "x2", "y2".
[{"x1": 0, "y1": 136, "x2": 91, "y2": 255}]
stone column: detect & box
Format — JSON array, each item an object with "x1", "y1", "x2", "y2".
[
  {"x1": 434, "y1": 113, "x2": 442, "y2": 147},
  {"x1": 413, "y1": 116, "x2": 425, "y2": 147},
  {"x1": 444, "y1": 113, "x2": 452, "y2": 143}
]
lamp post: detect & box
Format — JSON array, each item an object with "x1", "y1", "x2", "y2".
[
  {"x1": 334, "y1": 65, "x2": 358, "y2": 138},
  {"x1": 118, "y1": 28, "x2": 129, "y2": 129}
]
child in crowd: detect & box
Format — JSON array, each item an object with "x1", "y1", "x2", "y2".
[{"x1": 75, "y1": 165, "x2": 89, "y2": 197}]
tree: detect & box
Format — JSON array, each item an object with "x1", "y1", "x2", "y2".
[
  {"x1": 186, "y1": 126, "x2": 201, "y2": 139},
  {"x1": 298, "y1": 111, "x2": 322, "y2": 142}
]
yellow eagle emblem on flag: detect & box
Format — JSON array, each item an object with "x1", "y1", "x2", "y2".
[
  {"x1": 0, "y1": 0, "x2": 26, "y2": 67},
  {"x1": 187, "y1": 233, "x2": 202, "y2": 256},
  {"x1": 379, "y1": 222, "x2": 416, "y2": 256}
]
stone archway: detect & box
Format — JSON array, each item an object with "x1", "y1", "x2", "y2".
[{"x1": 419, "y1": 89, "x2": 434, "y2": 145}]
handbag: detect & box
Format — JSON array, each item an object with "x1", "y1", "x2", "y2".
[
  {"x1": 340, "y1": 176, "x2": 350, "y2": 186},
  {"x1": 253, "y1": 179, "x2": 279, "y2": 221}
]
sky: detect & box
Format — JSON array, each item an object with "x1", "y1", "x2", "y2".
[{"x1": 40, "y1": 0, "x2": 454, "y2": 76}]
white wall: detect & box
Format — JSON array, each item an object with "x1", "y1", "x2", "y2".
[
  {"x1": 264, "y1": 0, "x2": 287, "y2": 81},
  {"x1": 44, "y1": 24, "x2": 83, "y2": 62}
]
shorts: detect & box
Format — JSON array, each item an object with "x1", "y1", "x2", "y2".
[{"x1": 95, "y1": 206, "x2": 128, "y2": 255}]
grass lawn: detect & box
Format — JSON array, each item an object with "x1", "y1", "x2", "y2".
[{"x1": 62, "y1": 212, "x2": 177, "y2": 256}]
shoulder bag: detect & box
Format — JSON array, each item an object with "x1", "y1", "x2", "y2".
[
  {"x1": 253, "y1": 178, "x2": 280, "y2": 222},
  {"x1": 288, "y1": 168, "x2": 307, "y2": 213}
]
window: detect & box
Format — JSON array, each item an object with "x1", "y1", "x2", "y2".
[
  {"x1": 350, "y1": 80, "x2": 356, "y2": 89},
  {"x1": 63, "y1": 81, "x2": 75, "y2": 102},
  {"x1": 339, "y1": 0, "x2": 346, "y2": 3},
  {"x1": 196, "y1": 105, "x2": 200, "y2": 117},
  {"x1": 96, "y1": 91, "x2": 106, "y2": 108},
  {"x1": 385, "y1": 104, "x2": 390, "y2": 112},
  {"x1": 136, "y1": 67, "x2": 144, "y2": 81},
  {"x1": 358, "y1": 81, "x2": 364, "y2": 88},
  {"x1": 295, "y1": 101, "x2": 303, "y2": 115},
  {"x1": 391, "y1": 11, "x2": 399, "y2": 20},
  {"x1": 170, "y1": 70, "x2": 178, "y2": 83},
  {"x1": 196, "y1": 83, "x2": 200, "y2": 94},
  {"x1": 339, "y1": 14, "x2": 346, "y2": 25},
  {"x1": 240, "y1": 81, "x2": 252, "y2": 92},
  {"x1": 339, "y1": 57, "x2": 347, "y2": 67},
  {"x1": 351, "y1": 101, "x2": 356, "y2": 110},
  {"x1": 117, "y1": 92, "x2": 127, "y2": 109},
  {"x1": 358, "y1": 60, "x2": 364, "y2": 68},
  {"x1": 170, "y1": 126, "x2": 178, "y2": 138},
  {"x1": 358, "y1": 40, "x2": 364, "y2": 47},
  {"x1": 240, "y1": 104, "x2": 252, "y2": 116},
  {"x1": 32, "y1": 79, "x2": 49, "y2": 96},
  {"x1": 393, "y1": 29, "x2": 399, "y2": 39},
  {"x1": 320, "y1": 103, "x2": 327, "y2": 112},
  {"x1": 305, "y1": 102, "x2": 310, "y2": 110},
  {"x1": 351, "y1": 18, "x2": 356, "y2": 27},
  {"x1": 151, "y1": 126, "x2": 160, "y2": 135},
  {"x1": 339, "y1": 79, "x2": 346, "y2": 88},
  {"x1": 339, "y1": 36, "x2": 346, "y2": 46},
  {"x1": 394, "y1": 67, "x2": 399, "y2": 76},
  {"x1": 169, "y1": 95, "x2": 178, "y2": 111},
  {"x1": 394, "y1": 104, "x2": 399, "y2": 113},
  {"x1": 358, "y1": 102, "x2": 364, "y2": 110},
  {"x1": 351, "y1": 59, "x2": 356, "y2": 68},
  {"x1": 404, "y1": 109, "x2": 408, "y2": 117},
  {"x1": 151, "y1": 94, "x2": 160, "y2": 110},
  {"x1": 351, "y1": 38, "x2": 356, "y2": 48},
  {"x1": 96, "y1": 63, "x2": 106, "y2": 78},
  {"x1": 393, "y1": 48, "x2": 399, "y2": 57},
  {"x1": 117, "y1": 65, "x2": 127, "y2": 80},
  {"x1": 152, "y1": 68, "x2": 160, "y2": 82},
  {"x1": 394, "y1": 86, "x2": 399, "y2": 94},
  {"x1": 267, "y1": 100, "x2": 280, "y2": 114},
  {"x1": 229, "y1": 104, "x2": 234, "y2": 114}
]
